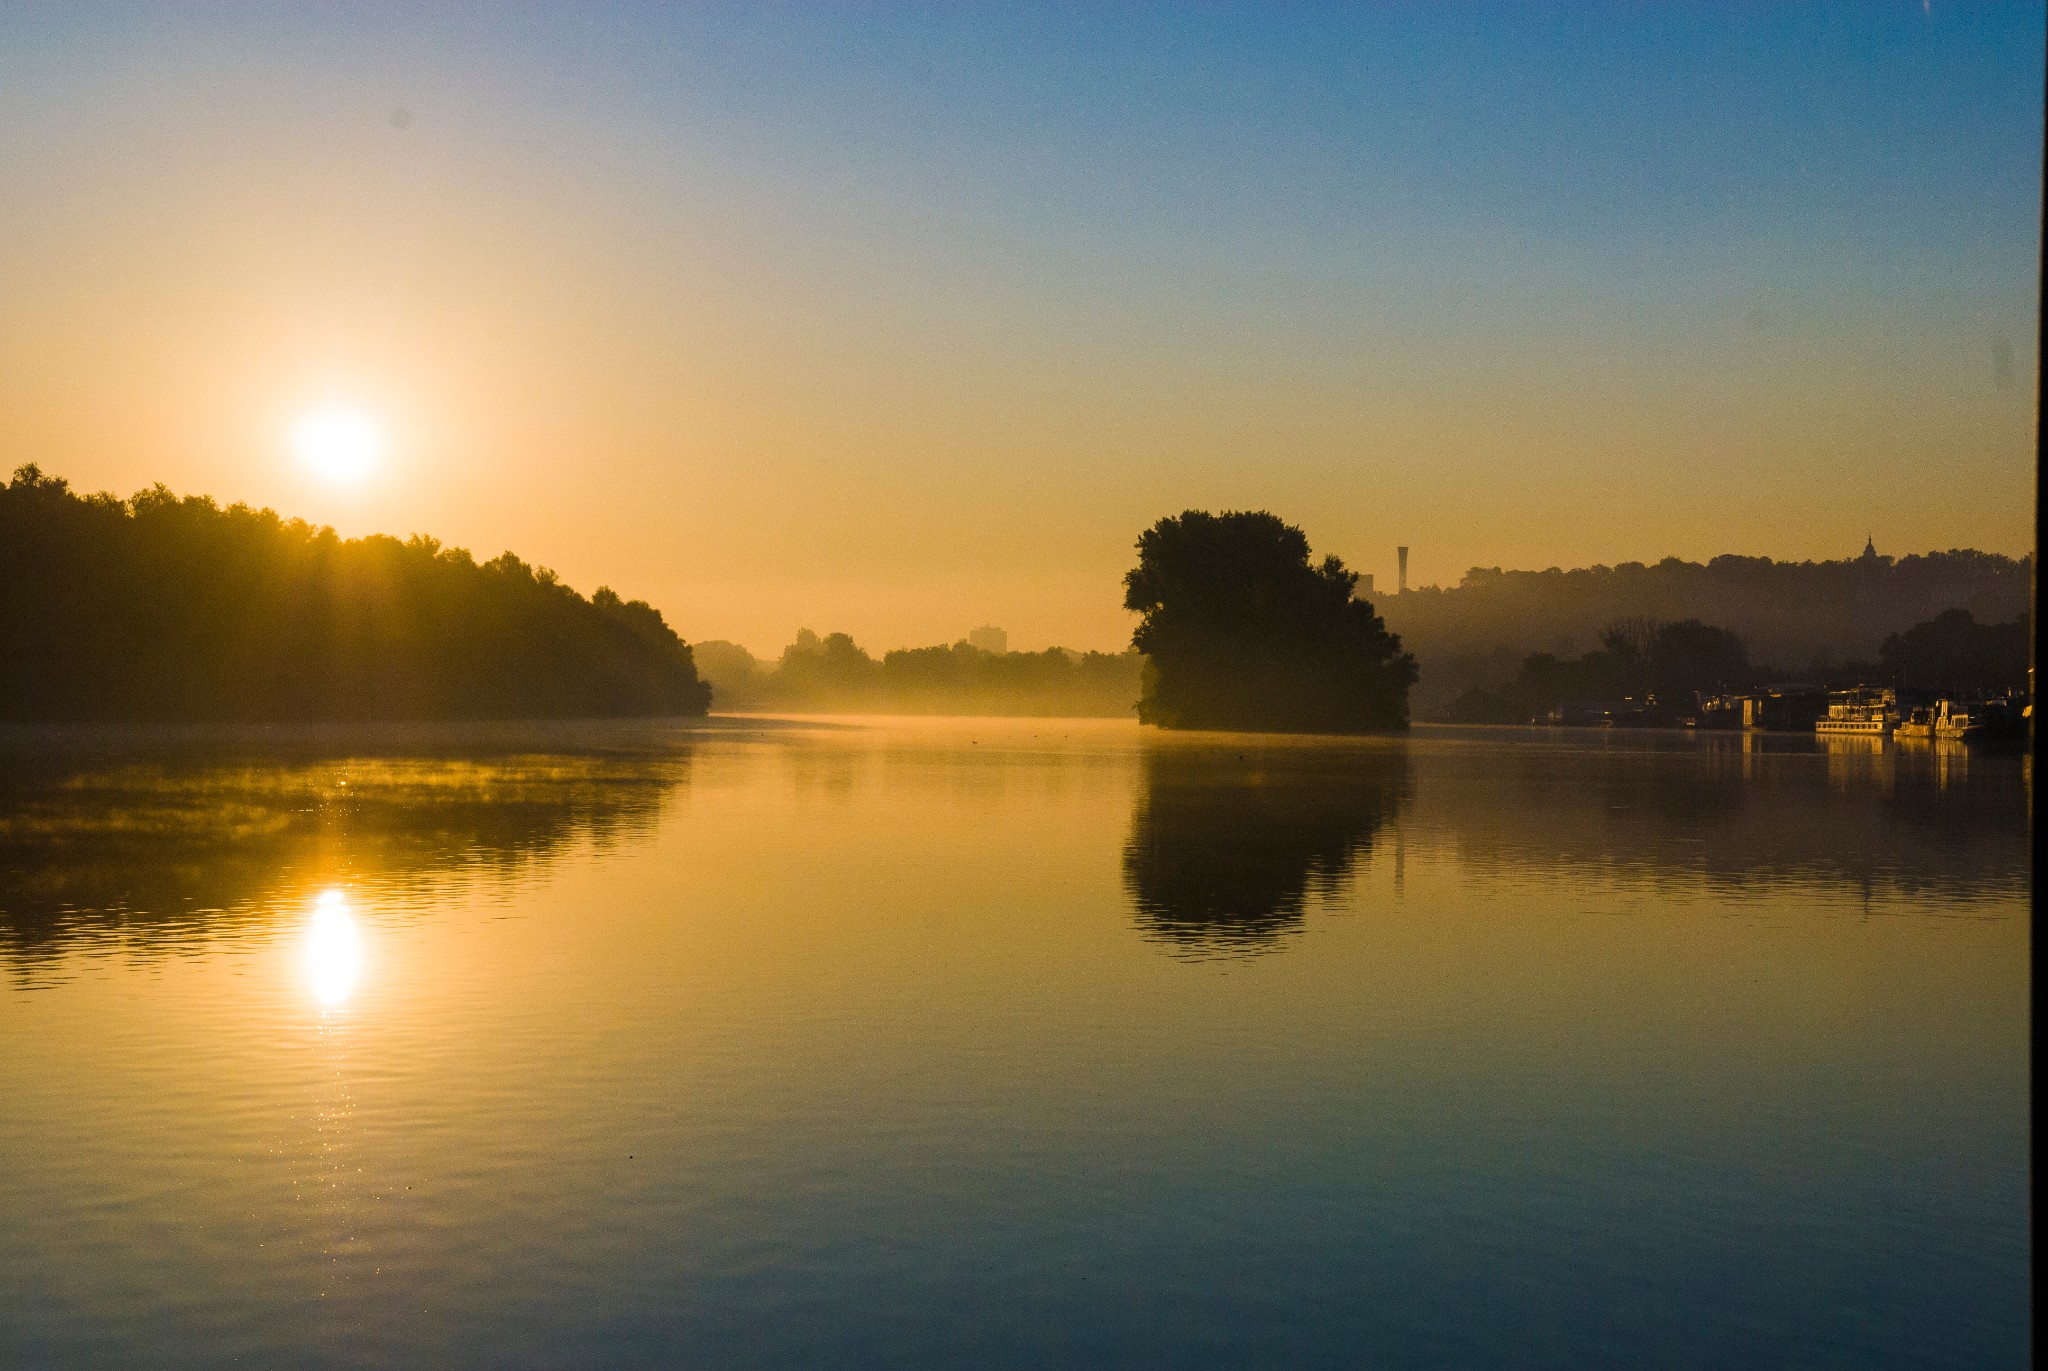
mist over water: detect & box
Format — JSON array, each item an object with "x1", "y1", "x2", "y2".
[{"x1": 0, "y1": 718, "x2": 2028, "y2": 1369}]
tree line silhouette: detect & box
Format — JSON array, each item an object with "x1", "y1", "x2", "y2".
[
  {"x1": 1437, "y1": 607, "x2": 2029, "y2": 723},
  {"x1": 1380, "y1": 544, "x2": 2031, "y2": 712},
  {"x1": 0, "y1": 466, "x2": 711, "y2": 721},
  {"x1": 693, "y1": 630, "x2": 1144, "y2": 715},
  {"x1": 8, "y1": 465, "x2": 2024, "y2": 729}
]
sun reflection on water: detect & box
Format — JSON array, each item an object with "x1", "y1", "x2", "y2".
[{"x1": 304, "y1": 888, "x2": 364, "y2": 1008}]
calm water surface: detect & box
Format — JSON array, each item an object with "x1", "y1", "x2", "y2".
[{"x1": 0, "y1": 718, "x2": 2029, "y2": 1369}]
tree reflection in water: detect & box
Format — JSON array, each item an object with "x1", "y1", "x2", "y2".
[
  {"x1": 1123, "y1": 741, "x2": 1410, "y2": 958},
  {"x1": 0, "y1": 721, "x2": 695, "y2": 971}
]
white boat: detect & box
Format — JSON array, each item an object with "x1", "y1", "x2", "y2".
[
  {"x1": 1815, "y1": 687, "x2": 1896, "y2": 736},
  {"x1": 1932, "y1": 696, "x2": 2021, "y2": 741},
  {"x1": 1894, "y1": 705, "x2": 1935, "y2": 740}
]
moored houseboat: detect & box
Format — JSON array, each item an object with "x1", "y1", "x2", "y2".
[
  {"x1": 1932, "y1": 696, "x2": 2023, "y2": 741},
  {"x1": 1815, "y1": 687, "x2": 1896, "y2": 736}
]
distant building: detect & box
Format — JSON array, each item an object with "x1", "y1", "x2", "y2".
[
  {"x1": 1397, "y1": 547, "x2": 1409, "y2": 595},
  {"x1": 967, "y1": 625, "x2": 1008, "y2": 654},
  {"x1": 1358, "y1": 573, "x2": 1375, "y2": 599}
]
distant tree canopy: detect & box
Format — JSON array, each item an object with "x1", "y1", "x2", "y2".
[
  {"x1": 0, "y1": 465, "x2": 711, "y2": 722},
  {"x1": 1608, "y1": 617, "x2": 1752, "y2": 699},
  {"x1": 692, "y1": 631, "x2": 1142, "y2": 716},
  {"x1": 1502, "y1": 617, "x2": 1754, "y2": 716},
  {"x1": 1432, "y1": 604, "x2": 2032, "y2": 723},
  {"x1": 1380, "y1": 546, "x2": 2030, "y2": 712},
  {"x1": 1879, "y1": 609, "x2": 2029, "y2": 692},
  {"x1": 1124, "y1": 511, "x2": 1416, "y2": 732}
]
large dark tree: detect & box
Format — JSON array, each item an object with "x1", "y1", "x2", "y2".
[
  {"x1": 1494, "y1": 616, "x2": 1754, "y2": 719},
  {"x1": 0, "y1": 465, "x2": 711, "y2": 722},
  {"x1": 1878, "y1": 609, "x2": 2029, "y2": 692},
  {"x1": 1123, "y1": 510, "x2": 1416, "y2": 732},
  {"x1": 1595, "y1": 617, "x2": 1752, "y2": 699}
]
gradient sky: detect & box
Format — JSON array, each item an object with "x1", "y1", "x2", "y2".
[{"x1": 0, "y1": 2, "x2": 2039, "y2": 655}]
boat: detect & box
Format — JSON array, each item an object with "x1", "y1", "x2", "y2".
[
  {"x1": 1815, "y1": 687, "x2": 1896, "y2": 737},
  {"x1": 1894, "y1": 705, "x2": 1935, "y2": 740},
  {"x1": 1932, "y1": 696, "x2": 2021, "y2": 741}
]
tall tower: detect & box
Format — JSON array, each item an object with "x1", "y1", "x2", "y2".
[{"x1": 1397, "y1": 546, "x2": 1409, "y2": 595}]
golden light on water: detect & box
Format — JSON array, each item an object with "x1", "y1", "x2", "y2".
[
  {"x1": 290, "y1": 408, "x2": 383, "y2": 486},
  {"x1": 304, "y1": 889, "x2": 364, "y2": 1008}
]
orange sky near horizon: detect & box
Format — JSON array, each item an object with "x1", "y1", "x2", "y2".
[{"x1": 0, "y1": 5, "x2": 2037, "y2": 658}]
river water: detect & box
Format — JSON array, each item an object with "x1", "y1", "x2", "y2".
[{"x1": 0, "y1": 718, "x2": 2029, "y2": 1369}]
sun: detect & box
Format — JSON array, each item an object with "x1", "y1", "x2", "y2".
[
  {"x1": 291, "y1": 407, "x2": 384, "y2": 485},
  {"x1": 303, "y1": 888, "x2": 364, "y2": 1008}
]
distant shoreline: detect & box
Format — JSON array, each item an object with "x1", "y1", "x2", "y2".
[{"x1": 0, "y1": 715, "x2": 773, "y2": 759}]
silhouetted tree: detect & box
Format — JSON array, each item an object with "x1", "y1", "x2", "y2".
[
  {"x1": 1598, "y1": 616, "x2": 1661, "y2": 679},
  {"x1": 1123, "y1": 511, "x2": 1416, "y2": 732},
  {"x1": 1879, "y1": 609, "x2": 2029, "y2": 692},
  {"x1": 1643, "y1": 619, "x2": 1750, "y2": 697},
  {"x1": 774, "y1": 629, "x2": 880, "y2": 706},
  {"x1": 0, "y1": 465, "x2": 711, "y2": 722},
  {"x1": 691, "y1": 640, "x2": 771, "y2": 708},
  {"x1": 1487, "y1": 616, "x2": 1753, "y2": 720},
  {"x1": 1506, "y1": 650, "x2": 1619, "y2": 714}
]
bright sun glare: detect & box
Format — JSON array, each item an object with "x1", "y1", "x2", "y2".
[
  {"x1": 291, "y1": 408, "x2": 383, "y2": 485},
  {"x1": 304, "y1": 888, "x2": 364, "y2": 1008}
]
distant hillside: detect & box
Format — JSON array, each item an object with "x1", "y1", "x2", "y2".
[
  {"x1": 0, "y1": 465, "x2": 711, "y2": 722},
  {"x1": 1377, "y1": 544, "x2": 2031, "y2": 710}
]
